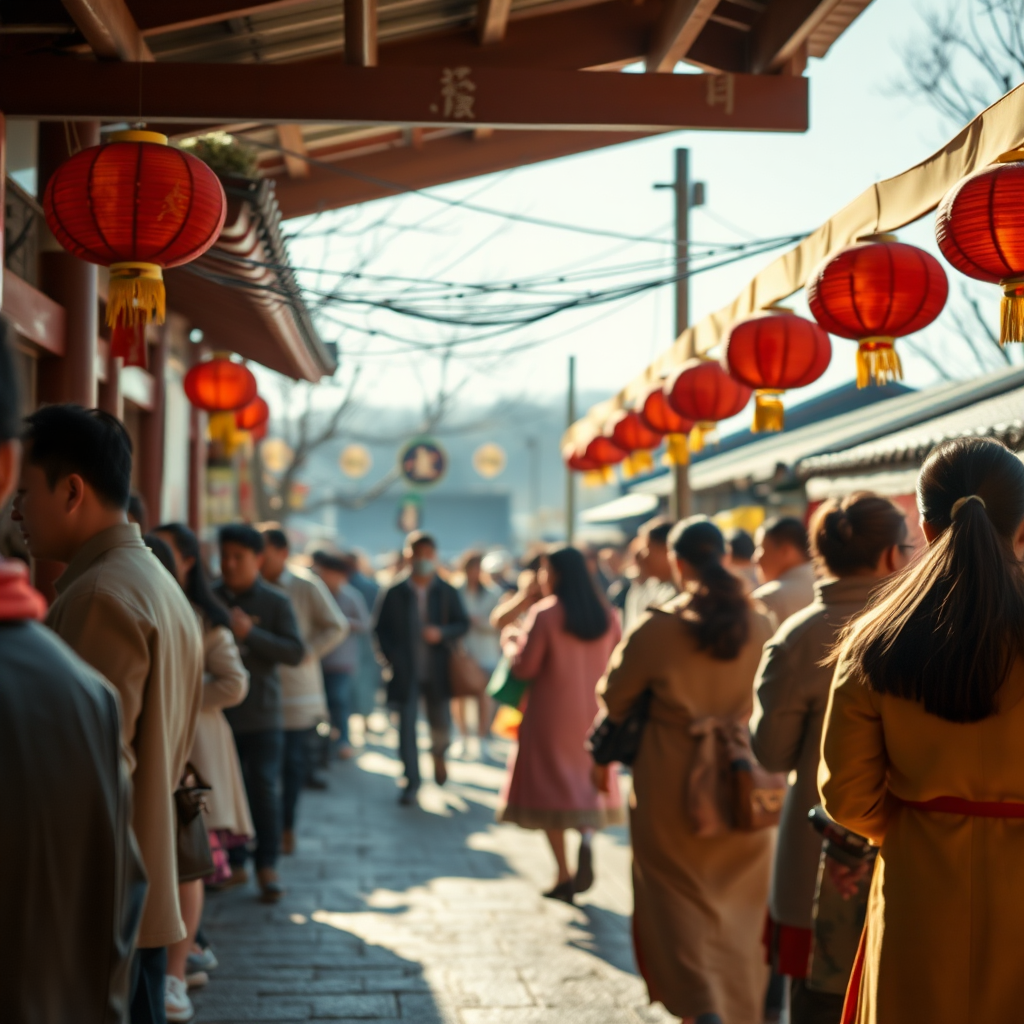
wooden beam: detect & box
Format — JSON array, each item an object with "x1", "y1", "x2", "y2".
[
  {"x1": 0, "y1": 58, "x2": 809, "y2": 133},
  {"x1": 646, "y1": 0, "x2": 718, "y2": 73},
  {"x1": 478, "y1": 0, "x2": 513, "y2": 45},
  {"x1": 61, "y1": 0, "x2": 154, "y2": 60},
  {"x1": 344, "y1": 0, "x2": 377, "y2": 66},
  {"x1": 276, "y1": 123, "x2": 310, "y2": 177},
  {"x1": 271, "y1": 129, "x2": 654, "y2": 219},
  {"x1": 748, "y1": 0, "x2": 837, "y2": 74},
  {"x1": 129, "y1": 0, "x2": 307, "y2": 35},
  {"x1": 1, "y1": 270, "x2": 67, "y2": 356}
]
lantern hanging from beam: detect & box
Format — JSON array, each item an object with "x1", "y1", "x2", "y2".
[
  {"x1": 935, "y1": 151, "x2": 1024, "y2": 343},
  {"x1": 665, "y1": 358, "x2": 752, "y2": 452},
  {"x1": 185, "y1": 355, "x2": 258, "y2": 454},
  {"x1": 639, "y1": 384, "x2": 694, "y2": 465},
  {"x1": 607, "y1": 410, "x2": 662, "y2": 478},
  {"x1": 236, "y1": 396, "x2": 270, "y2": 432},
  {"x1": 808, "y1": 235, "x2": 948, "y2": 387},
  {"x1": 722, "y1": 309, "x2": 831, "y2": 432},
  {"x1": 565, "y1": 437, "x2": 626, "y2": 486},
  {"x1": 43, "y1": 130, "x2": 227, "y2": 368}
]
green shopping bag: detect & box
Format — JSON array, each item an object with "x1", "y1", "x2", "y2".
[{"x1": 486, "y1": 656, "x2": 529, "y2": 709}]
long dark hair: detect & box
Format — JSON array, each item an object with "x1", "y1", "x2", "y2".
[
  {"x1": 671, "y1": 516, "x2": 749, "y2": 660},
  {"x1": 810, "y1": 492, "x2": 907, "y2": 577},
  {"x1": 841, "y1": 437, "x2": 1024, "y2": 722},
  {"x1": 155, "y1": 521, "x2": 231, "y2": 630},
  {"x1": 547, "y1": 545, "x2": 610, "y2": 641}
]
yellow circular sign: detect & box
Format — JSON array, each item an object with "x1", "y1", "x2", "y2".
[
  {"x1": 473, "y1": 442, "x2": 507, "y2": 479},
  {"x1": 260, "y1": 437, "x2": 293, "y2": 473},
  {"x1": 340, "y1": 444, "x2": 373, "y2": 478}
]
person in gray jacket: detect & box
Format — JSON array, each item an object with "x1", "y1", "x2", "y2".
[
  {"x1": 752, "y1": 493, "x2": 913, "y2": 1023},
  {"x1": 215, "y1": 524, "x2": 304, "y2": 903}
]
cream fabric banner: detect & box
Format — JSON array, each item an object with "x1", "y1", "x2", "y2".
[{"x1": 564, "y1": 81, "x2": 1024, "y2": 450}]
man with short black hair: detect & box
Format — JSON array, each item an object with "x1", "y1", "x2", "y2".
[
  {"x1": 215, "y1": 523, "x2": 304, "y2": 902},
  {"x1": 260, "y1": 527, "x2": 347, "y2": 854},
  {"x1": 0, "y1": 325, "x2": 147, "y2": 1024},
  {"x1": 623, "y1": 516, "x2": 678, "y2": 631},
  {"x1": 374, "y1": 531, "x2": 469, "y2": 805},
  {"x1": 13, "y1": 402, "x2": 203, "y2": 1024},
  {"x1": 725, "y1": 528, "x2": 760, "y2": 592},
  {"x1": 753, "y1": 516, "x2": 816, "y2": 628}
]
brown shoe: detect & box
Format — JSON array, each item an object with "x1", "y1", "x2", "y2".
[
  {"x1": 208, "y1": 866, "x2": 248, "y2": 892},
  {"x1": 432, "y1": 752, "x2": 448, "y2": 786},
  {"x1": 281, "y1": 830, "x2": 295, "y2": 855},
  {"x1": 257, "y1": 868, "x2": 284, "y2": 903}
]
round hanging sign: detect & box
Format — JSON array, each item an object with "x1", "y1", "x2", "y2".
[
  {"x1": 260, "y1": 437, "x2": 294, "y2": 474},
  {"x1": 473, "y1": 442, "x2": 506, "y2": 479},
  {"x1": 340, "y1": 444, "x2": 373, "y2": 479},
  {"x1": 398, "y1": 438, "x2": 448, "y2": 487}
]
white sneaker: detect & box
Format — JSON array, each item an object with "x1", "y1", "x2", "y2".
[
  {"x1": 165, "y1": 975, "x2": 195, "y2": 1023},
  {"x1": 186, "y1": 970, "x2": 209, "y2": 989}
]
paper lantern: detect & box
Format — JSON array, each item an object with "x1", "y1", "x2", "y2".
[
  {"x1": 185, "y1": 357, "x2": 257, "y2": 412},
  {"x1": 564, "y1": 437, "x2": 626, "y2": 486},
  {"x1": 607, "y1": 410, "x2": 662, "y2": 477},
  {"x1": 936, "y1": 153, "x2": 1024, "y2": 342},
  {"x1": 723, "y1": 310, "x2": 832, "y2": 432},
  {"x1": 43, "y1": 130, "x2": 226, "y2": 367},
  {"x1": 639, "y1": 385, "x2": 694, "y2": 465},
  {"x1": 235, "y1": 396, "x2": 270, "y2": 431},
  {"x1": 665, "y1": 359, "x2": 752, "y2": 451},
  {"x1": 808, "y1": 235, "x2": 948, "y2": 387}
]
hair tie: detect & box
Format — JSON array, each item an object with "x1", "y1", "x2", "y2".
[{"x1": 951, "y1": 494, "x2": 986, "y2": 519}]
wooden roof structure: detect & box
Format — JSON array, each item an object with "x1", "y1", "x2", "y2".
[{"x1": 1, "y1": 0, "x2": 873, "y2": 219}]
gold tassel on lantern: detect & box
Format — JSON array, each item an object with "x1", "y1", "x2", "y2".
[
  {"x1": 583, "y1": 467, "x2": 614, "y2": 487},
  {"x1": 689, "y1": 422, "x2": 716, "y2": 453},
  {"x1": 208, "y1": 411, "x2": 246, "y2": 456},
  {"x1": 1001, "y1": 279, "x2": 1024, "y2": 343},
  {"x1": 107, "y1": 262, "x2": 166, "y2": 331},
  {"x1": 622, "y1": 450, "x2": 654, "y2": 479},
  {"x1": 663, "y1": 433, "x2": 690, "y2": 466},
  {"x1": 856, "y1": 338, "x2": 903, "y2": 389},
  {"x1": 753, "y1": 390, "x2": 785, "y2": 433}
]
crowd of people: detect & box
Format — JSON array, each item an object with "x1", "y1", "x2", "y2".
[{"x1": 5, "y1": 305, "x2": 1024, "y2": 1024}]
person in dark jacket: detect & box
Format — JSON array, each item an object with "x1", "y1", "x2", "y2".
[
  {"x1": 0, "y1": 322, "x2": 147, "y2": 1024},
  {"x1": 214, "y1": 523, "x2": 304, "y2": 903},
  {"x1": 375, "y1": 531, "x2": 469, "y2": 805}
]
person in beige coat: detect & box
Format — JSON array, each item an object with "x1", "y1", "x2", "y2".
[
  {"x1": 752, "y1": 494, "x2": 910, "y2": 1024},
  {"x1": 14, "y1": 405, "x2": 203, "y2": 1022},
  {"x1": 753, "y1": 517, "x2": 817, "y2": 629},
  {"x1": 596, "y1": 517, "x2": 775, "y2": 1024},
  {"x1": 261, "y1": 527, "x2": 348, "y2": 853}
]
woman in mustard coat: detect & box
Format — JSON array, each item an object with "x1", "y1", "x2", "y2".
[{"x1": 820, "y1": 436, "x2": 1024, "y2": 1024}]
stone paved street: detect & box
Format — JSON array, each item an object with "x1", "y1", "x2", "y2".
[{"x1": 193, "y1": 715, "x2": 675, "y2": 1024}]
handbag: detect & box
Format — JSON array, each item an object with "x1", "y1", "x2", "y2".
[
  {"x1": 448, "y1": 642, "x2": 488, "y2": 698},
  {"x1": 587, "y1": 690, "x2": 652, "y2": 767},
  {"x1": 175, "y1": 763, "x2": 214, "y2": 882},
  {"x1": 486, "y1": 656, "x2": 530, "y2": 709}
]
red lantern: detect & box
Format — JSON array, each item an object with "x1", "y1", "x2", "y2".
[
  {"x1": 640, "y1": 385, "x2": 694, "y2": 465},
  {"x1": 607, "y1": 410, "x2": 662, "y2": 477},
  {"x1": 43, "y1": 130, "x2": 227, "y2": 367},
  {"x1": 185, "y1": 356, "x2": 257, "y2": 412},
  {"x1": 250, "y1": 421, "x2": 269, "y2": 443},
  {"x1": 235, "y1": 396, "x2": 270, "y2": 432},
  {"x1": 666, "y1": 359, "x2": 752, "y2": 451},
  {"x1": 808, "y1": 235, "x2": 948, "y2": 387},
  {"x1": 723, "y1": 310, "x2": 832, "y2": 432},
  {"x1": 564, "y1": 437, "x2": 626, "y2": 486},
  {"x1": 935, "y1": 153, "x2": 1024, "y2": 343}
]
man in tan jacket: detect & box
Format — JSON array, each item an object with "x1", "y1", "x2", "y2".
[
  {"x1": 261, "y1": 526, "x2": 348, "y2": 853},
  {"x1": 14, "y1": 404, "x2": 203, "y2": 1024},
  {"x1": 752, "y1": 516, "x2": 817, "y2": 630}
]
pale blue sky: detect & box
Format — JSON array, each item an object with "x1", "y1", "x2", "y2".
[{"x1": 287, "y1": 0, "x2": 1016, "y2": 423}]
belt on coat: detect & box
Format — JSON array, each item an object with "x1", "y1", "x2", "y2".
[{"x1": 842, "y1": 794, "x2": 1024, "y2": 1024}]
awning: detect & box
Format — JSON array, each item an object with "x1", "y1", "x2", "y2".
[
  {"x1": 565, "y1": 80, "x2": 1024, "y2": 450},
  {"x1": 580, "y1": 492, "x2": 659, "y2": 524},
  {"x1": 630, "y1": 365, "x2": 1024, "y2": 495}
]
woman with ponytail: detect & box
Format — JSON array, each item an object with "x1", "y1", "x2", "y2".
[
  {"x1": 820, "y1": 437, "x2": 1024, "y2": 1024},
  {"x1": 597, "y1": 517, "x2": 775, "y2": 1024}
]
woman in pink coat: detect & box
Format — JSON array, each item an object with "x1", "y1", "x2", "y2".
[{"x1": 498, "y1": 545, "x2": 623, "y2": 903}]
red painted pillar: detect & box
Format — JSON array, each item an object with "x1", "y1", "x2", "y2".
[
  {"x1": 188, "y1": 405, "x2": 205, "y2": 532},
  {"x1": 138, "y1": 328, "x2": 167, "y2": 526},
  {"x1": 97, "y1": 352, "x2": 124, "y2": 421},
  {"x1": 36, "y1": 120, "x2": 100, "y2": 409}
]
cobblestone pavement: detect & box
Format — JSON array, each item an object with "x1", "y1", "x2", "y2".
[{"x1": 193, "y1": 714, "x2": 675, "y2": 1024}]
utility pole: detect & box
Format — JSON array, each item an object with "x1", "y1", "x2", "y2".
[
  {"x1": 655, "y1": 147, "x2": 703, "y2": 522},
  {"x1": 565, "y1": 355, "x2": 576, "y2": 544}
]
